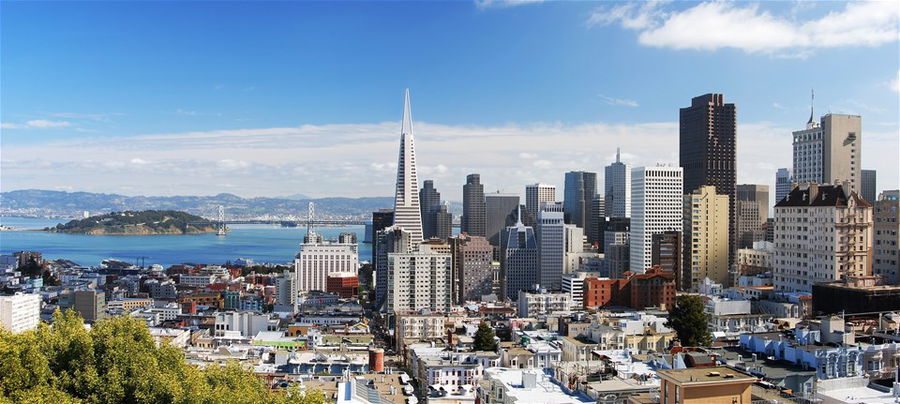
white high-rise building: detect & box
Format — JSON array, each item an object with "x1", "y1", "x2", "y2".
[
  {"x1": 385, "y1": 243, "x2": 453, "y2": 313},
  {"x1": 0, "y1": 293, "x2": 41, "y2": 333},
  {"x1": 537, "y1": 207, "x2": 566, "y2": 290},
  {"x1": 293, "y1": 233, "x2": 358, "y2": 308},
  {"x1": 773, "y1": 183, "x2": 873, "y2": 293},
  {"x1": 792, "y1": 107, "x2": 862, "y2": 193},
  {"x1": 392, "y1": 89, "x2": 424, "y2": 246},
  {"x1": 525, "y1": 183, "x2": 556, "y2": 222},
  {"x1": 630, "y1": 165, "x2": 683, "y2": 273},
  {"x1": 604, "y1": 147, "x2": 632, "y2": 218}
]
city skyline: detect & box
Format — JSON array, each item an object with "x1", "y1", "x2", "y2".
[{"x1": 2, "y1": 1, "x2": 898, "y2": 202}]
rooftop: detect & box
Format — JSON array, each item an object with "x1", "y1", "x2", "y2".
[{"x1": 657, "y1": 366, "x2": 756, "y2": 384}]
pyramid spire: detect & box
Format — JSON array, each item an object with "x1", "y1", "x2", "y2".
[
  {"x1": 515, "y1": 205, "x2": 523, "y2": 227},
  {"x1": 392, "y1": 88, "x2": 424, "y2": 245}
]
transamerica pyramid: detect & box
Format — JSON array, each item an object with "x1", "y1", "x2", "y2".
[{"x1": 392, "y1": 89, "x2": 424, "y2": 245}]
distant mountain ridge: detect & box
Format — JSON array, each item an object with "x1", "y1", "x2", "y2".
[{"x1": 0, "y1": 189, "x2": 396, "y2": 220}]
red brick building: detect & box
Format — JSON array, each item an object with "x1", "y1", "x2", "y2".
[
  {"x1": 583, "y1": 266, "x2": 676, "y2": 310},
  {"x1": 326, "y1": 273, "x2": 359, "y2": 298}
]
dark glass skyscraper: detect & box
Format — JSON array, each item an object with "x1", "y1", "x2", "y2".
[
  {"x1": 563, "y1": 171, "x2": 597, "y2": 240},
  {"x1": 419, "y1": 180, "x2": 441, "y2": 239},
  {"x1": 680, "y1": 93, "x2": 737, "y2": 264},
  {"x1": 485, "y1": 192, "x2": 520, "y2": 247},
  {"x1": 462, "y1": 174, "x2": 486, "y2": 237}
]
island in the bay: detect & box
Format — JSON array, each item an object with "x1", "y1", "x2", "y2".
[{"x1": 46, "y1": 210, "x2": 218, "y2": 235}]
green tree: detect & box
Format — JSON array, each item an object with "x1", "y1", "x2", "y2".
[
  {"x1": 665, "y1": 295, "x2": 712, "y2": 347},
  {"x1": 473, "y1": 322, "x2": 497, "y2": 352}
]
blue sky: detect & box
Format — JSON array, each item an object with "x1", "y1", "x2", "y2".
[{"x1": 2, "y1": 1, "x2": 898, "y2": 201}]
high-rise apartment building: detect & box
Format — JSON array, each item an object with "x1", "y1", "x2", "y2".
[
  {"x1": 564, "y1": 171, "x2": 597, "y2": 238},
  {"x1": 462, "y1": 174, "x2": 486, "y2": 237},
  {"x1": 450, "y1": 234, "x2": 495, "y2": 303},
  {"x1": 735, "y1": 184, "x2": 769, "y2": 249},
  {"x1": 861, "y1": 170, "x2": 877, "y2": 203},
  {"x1": 420, "y1": 180, "x2": 442, "y2": 240},
  {"x1": 433, "y1": 204, "x2": 452, "y2": 241},
  {"x1": 792, "y1": 113, "x2": 862, "y2": 192},
  {"x1": 683, "y1": 185, "x2": 731, "y2": 289},
  {"x1": 293, "y1": 230, "x2": 358, "y2": 305},
  {"x1": 630, "y1": 166, "x2": 683, "y2": 273},
  {"x1": 651, "y1": 231, "x2": 683, "y2": 289},
  {"x1": 525, "y1": 183, "x2": 556, "y2": 222},
  {"x1": 604, "y1": 148, "x2": 632, "y2": 219},
  {"x1": 0, "y1": 293, "x2": 40, "y2": 333},
  {"x1": 873, "y1": 190, "x2": 899, "y2": 284},
  {"x1": 775, "y1": 168, "x2": 793, "y2": 204},
  {"x1": 392, "y1": 89, "x2": 424, "y2": 245},
  {"x1": 538, "y1": 207, "x2": 566, "y2": 290},
  {"x1": 485, "y1": 192, "x2": 520, "y2": 247},
  {"x1": 680, "y1": 93, "x2": 737, "y2": 266},
  {"x1": 502, "y1": 213, "x2": 539, "y2": 300},
  {"x1": 773, "y1": 183, "x2": 873, "y2": 293},
  {"x1": 385, "y1": 243, "x2": 453, "y2": 313}
]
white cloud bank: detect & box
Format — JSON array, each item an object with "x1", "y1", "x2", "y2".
[
  {"x1": 3, "y1": 119, "x2": 897, "y2": 202},
  {"x1": 589, "y1": 1, "x2": 899, "y2": 55},
  {"x1": 1, "y1": 120, "x2": 72, "y2": 129}
]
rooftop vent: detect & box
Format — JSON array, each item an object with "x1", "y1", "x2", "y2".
[{"x1": 707, "y1": 371, "x2": 721, "y2": 377}]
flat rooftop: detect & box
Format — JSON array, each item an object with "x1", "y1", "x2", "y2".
[{"x1": 658, "y1": 367, "x2": 756, "y2": 384}]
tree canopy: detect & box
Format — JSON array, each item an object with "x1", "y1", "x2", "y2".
[
  {"x1": 0, "y1": 310, "x2": 325, "y2": 404},
  {"x1": 665, "y1": 295, "x2": 712, "y2": 347},
  {"x1": 473, "y1": 322, "x2": 498, "y2": 352}
]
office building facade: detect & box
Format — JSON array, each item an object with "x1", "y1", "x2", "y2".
[
  {"x1": 485, "y1": 192, "x2": 520, "y2": 247},
  {"x1": 502, "y1": 215, "x2": 539, "y2": 300},
  {"x1": 683, "y1": 185, "x2": 731, "y2": 289},
  {"x1": 735, "y1": 184, "x2": 769, "y2": 249},
  {"x1": 861, "y1": 169, "x2": 877, "y2": 203},
  {"x1": 630, "y1": 166, "x2": 683, "y2": 273},
  {"x1": 391, "y1": 89, "x2": 424, "y2": 246},
  {"x1": 604, "y1": 148, "x2": 632, "y2": 219},
  {"x1": 651, "y1": 231, "x2": 683, "y2": 289},
  {"x1": 563, "y1": 171, "x2": 597, "y2": 239},
  {"x1": 419, "y1": 180, "x2": 442, "y2": 240},
  {"x1": 538, "y1": 208, "x2": 566, "y2": 291},
  {"x1": 462, "y1": 174, "x2": 486, "y2": 237},
  {"x1": 0, "y1": 293, "x2": 40, "y2": 333},
  {"x1": 775, "y1": 168, "x2": 793, "y2": 204},
  {"x1": 525, "y1": 183, "x2": 555, "y2": 222},
  {"x1": 874, "y1": 190, "x2": 899, "y2": 284},
  {"x1": 450, "y1": 234, "x2": 495, "y2": 303},
  {"x1": 792, "y1": 113, "x2": 862, "y2": 192}
]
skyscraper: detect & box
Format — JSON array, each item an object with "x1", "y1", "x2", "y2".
[
  {"x1": 861, "y1": 169, "x2": 877, "y2": 203},
  {"x1": 502, "y1": 210, "x2": 539, "y2": 300},
  {"x1": 419, "y1": 180, "x2": 441, "y2": 239},
  {"x1": 873, "y1": 190, "x2": 900, "y2": 284},
  {"x1": 385, "y1": 243, "x2": 453, "y2": 313},
  {"x1": 371, "y1": 209, "x2": 394, "y2": 263},
  {"x1": 392, "y1": 89, "x2": 424, "y2": 245},
  {"x1": 682, "y1": 185, "x2": 730, "y2": 289},
  {"x1": 433, "y1": 203, "x2": 452, "y2": 241},
  {"x1": 449, "y1": 234, "x2": 494, "y2": 303},
  {"x1": 564, "y1": 171, "x2": 597, "y2": 239},
  {"x1": 735, "y1": 184, "x2": 769, "y2": 249},
  {"x1": 375, "y1": 227, "x2": 411, "y2": 309},
  {"x1": 485, "y1": 192, "x2": 520, "y2": 247},
  {"x1": 525, "y1": 183, "x2": 556, "y2": 221},
  {"x1": 792, "y1": 109, "x2": 862, "y2": 192},
  {"x1": 651, "y1": 232, "x2": 683, "y2": 289},
  {"x1": 604, "y1": 148, "x2": 632, "y2": 218},
  {"x1": 630, "y1": 166, "x2": 683, "y2": 273},
  {"x1": 589, "y1": 196, "x2": 605, "y2": 247},
  {"x1": 775, "y1": 168, "x2": 793, "y2": 204},
  {"x1": 680, "y1": 93, "x2": 737, "y2": 266},
  {"x1": 538, "y1": 205, "x2": 566, "y2": 290},
  {"x1": 462, "y1": 174, "x2": 486, "y2": 237}
]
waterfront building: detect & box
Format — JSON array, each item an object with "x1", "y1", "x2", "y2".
[
  {"x1": 391, "y1": 89, "x2": 424, "y2": 245},
  {"x1": 792, "y1": 110, "x2": 863, "y2": 193},
  {"x1": 419, "y1": 180, "x2": 442, "y2": 240},
  {"x1": 564, "y1": 171, "x2": 597, "y2": 243},
  {"x1": 775, "y1": 168, "x2": 793, "y2": 203},
  {"x1": 862, "y1": 169, "x2": 877, "y2": 203},
  {"x1": 462, "y1": 174, "x2": 486, "y2": 237},
  {"x1": 0, "y1": 293, "x2": 40, "y2": 333},
  {"x1": 680, "y1": 93, "x2": 737, "y2": 267},
  {"x1": 629, "y1": 165, "x2": 683, "y2": 273},
  {"x1": 773, "y1": 183, "x2": 873, "y2": 292},
  {"x1": 525, "y1": 183, "x2": 556, "y2": 222},
  {"x1": 874, "y1": 190, "x2": 900, "y2": 284},
  {"x1": 604, "y1": 147, "x2": 632, "y2": 219},
  {"x1": 485, "y1": 192, "x2": 520, "y2": 247},
  {"x1": 683, "y1": 185, "x2": 731, "y2": 289},
  {"x1": 736, "y1": 184, "x2": 769, "y2": 249},
  {"x1": 501, "y1": 212, "x2": 539, "y2": 300},
  {"x1": 449, "y1": 233, "x2": 494, "y2": 303}
]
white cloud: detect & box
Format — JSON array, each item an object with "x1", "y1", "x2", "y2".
[
  {"x1": 890, "y1": 70, "x2": 900, "y2": 93},
  {"x1": 1, "y1": 119, "x2": 897, "y2": 200},
  {"x1": 598, "y1": 94, "x2": 639, "y2": 107},
  {"x1": 2, "y1": 119, "x2": 72, "y2": 129},
  {"x1": 590, "y1": 0, "x2": 899, "y2": 55},
  {"x1": 475, "y1": 0, "x2": 542, "y2": 10}
]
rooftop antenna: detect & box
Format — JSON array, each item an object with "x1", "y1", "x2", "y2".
[
  {"x1": 616, "y1": 147, "x2": 621, "y2": 163},
  {"x1": 807, "y1": 89, "x2": 816, "y2": 129}
]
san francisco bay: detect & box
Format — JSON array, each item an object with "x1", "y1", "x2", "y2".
[{"x1": 0, "y1": 216, "x2": 371, "y2": 267}]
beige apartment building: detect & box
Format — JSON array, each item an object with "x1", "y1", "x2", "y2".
[
  {"x1": 773, "y1": 183, "x2": 873, "y2": 293},
  {"x1": 683, "y1": 185, "x2": 730, "y2": 289}
]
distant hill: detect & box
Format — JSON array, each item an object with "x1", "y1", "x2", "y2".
[
  {"x1": 0, "y1": 189, "x2": 397, "y2": 220},
  {"x1": 49, "y1": 210, "x2": 217, "y2": 235}
]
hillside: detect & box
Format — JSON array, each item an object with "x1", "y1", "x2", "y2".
[{"x1": 48, "y1": 210, "x2": 217, "y2": 235}]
